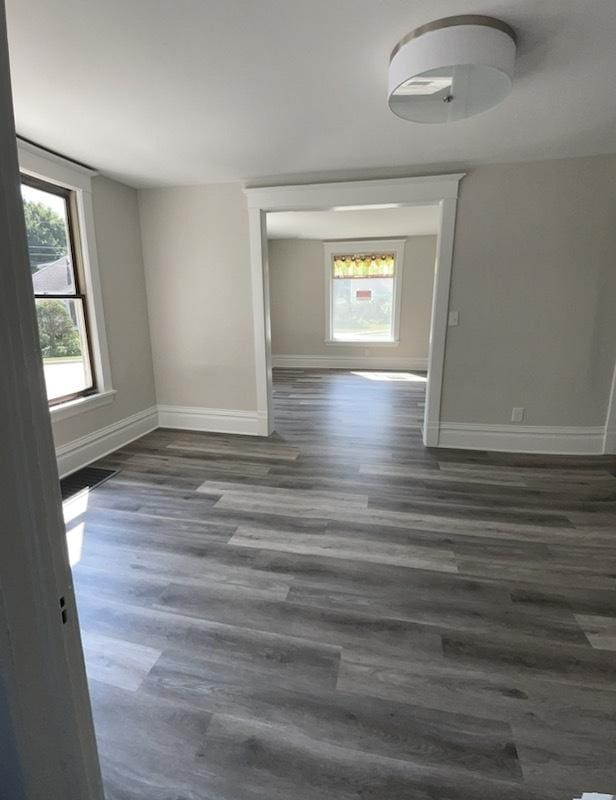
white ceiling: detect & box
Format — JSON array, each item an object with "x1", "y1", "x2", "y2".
[
  {"x1": 6, "y1": 0, "x2": 616, "y2": 187},
  {"x1": 267, "y1": 206, "x2": 440, "y2": 240}
]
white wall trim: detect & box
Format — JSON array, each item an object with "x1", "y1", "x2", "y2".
[
  {"x1": 158, "y1": 405, "x2": 268, "y2": 436},
  {"x1": 55, "y1": 406, "x2": 158, "y2": 478},
  {"x1": 272, "y1": 355, "x2": 428, "y2": 371},
  {"x1": 248, "y1": 207, "x2": 273, "y2": 433},
  {"x1": 245, "y1": 174, "x2": 465, "y2": 211},
  {"x1": 423, "y1": 197, "x2": 458, "y2": 447},
  {"x1": 604, "y1": 359, "x2": 616, "y2": 454},
  {"x1": 438, "y1": 422, "x2": 605, "y2": 455},
  {"x1": 77, "y1": 186, "x2": 114, "y2": 395},
  {"x1": 49, "y1": 389, "x2": 116, "y2": 423},
  {"x1": 244, "y1": 174, "x2": 464, "y2": 439},
  {"x1": 17, "y1": 138, "x2": 97, "y2": 190},
  {"x1": 18, "y1": 141, "x2": 114, "y2": 401},
  {"x1": 323, "y1": 238, "x2": 405, "y2": 345}
]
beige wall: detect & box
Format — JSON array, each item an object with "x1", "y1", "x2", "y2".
[
  {"x1": 51, "y1": 176, "x2": 156, "y2": 447},
  {"x1": 138, "y1": 183, "x2": 256, "y2": 411},
  {"x1": 269, "y1": 236, "x2": 436, "y2": 361},
  {"x1": 127, "y1": 153, "x2": 616, "y2": 435},
  {"x1": 442, "y1": 154, "x2": 616, "y2": 427}
]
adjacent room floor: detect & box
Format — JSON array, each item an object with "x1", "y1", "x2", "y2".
[{"x1": 71, "y1": 369, "x2": 616, "y2": 800}]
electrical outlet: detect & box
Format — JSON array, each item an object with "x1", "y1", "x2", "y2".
[
  {"x1": 448, "y1": 310, "x2": 459, "y2": 327},
  {"x1": 511, "y1": 407, "x2": 525, "y2": 423}
]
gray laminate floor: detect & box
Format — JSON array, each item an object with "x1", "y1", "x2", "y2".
[{"x1": 70, "y1": 369, "x2": 616, "y2": 800}]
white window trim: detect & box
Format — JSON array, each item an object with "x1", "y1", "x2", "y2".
[
  {"x1": 17, "y1": 139, "x2": 114, "y2": 417},
  {"x1": 323, "y1": 238, "x2": 405, "y2": 346},
  {"x1": 48, "y1": 389, "x2": 117, "y2": 422}
]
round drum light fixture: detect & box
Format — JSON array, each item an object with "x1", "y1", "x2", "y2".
[{"x1": 388, "y1": 15, "x2": 516, "y2": 123}]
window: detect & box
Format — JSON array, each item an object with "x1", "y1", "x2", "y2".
[
  {"x1": 21, "y1": 175, "x2": 95, "y2": 404},
  {"x1": 325, "y1": 239, "x2": 404, "y2": 344}
]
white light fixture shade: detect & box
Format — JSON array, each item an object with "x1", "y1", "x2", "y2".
[{"x1": 388, "y1": 16, "x2": 516, "y2": 123}]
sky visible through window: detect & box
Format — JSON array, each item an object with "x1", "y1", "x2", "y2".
[{"x1": 21, "y1": 182, "x2": 66, "y2": 215}]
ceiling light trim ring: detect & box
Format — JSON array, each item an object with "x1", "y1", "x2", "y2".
[
  {"x1": 388, "y1": 15, "x2": 517, "y2": 123},
  {"x1": 390, "y1": 15, "x2": 516, "y2": 63}
]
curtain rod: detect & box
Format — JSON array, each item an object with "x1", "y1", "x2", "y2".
[{"x1": 334, "y1": 253, "x2": 395, "y2": 259}]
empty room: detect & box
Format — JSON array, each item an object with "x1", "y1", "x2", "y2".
[{"x1": 1, "y1": 3, "x2": 616, "y2": 800}]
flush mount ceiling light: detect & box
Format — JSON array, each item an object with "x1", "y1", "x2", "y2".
[{"x1": 388, "y1": 15, "x2": 516, "y2": 123}]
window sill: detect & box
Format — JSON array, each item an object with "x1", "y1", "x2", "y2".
[
  {"x1": 325, "y1": 339, "x2": 400, "y2": 347},
  {"x1": 49, "y1": 389, "x2": 116, "y2": 422}
]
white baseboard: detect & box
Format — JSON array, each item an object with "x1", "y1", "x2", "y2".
[
  {"x1": 272, "y1": 354, "x2": 428, "y2": 371},
  {"x1": 53, "y1": 402, "x2": 607, "y2": 474},
  {"x1": 158, "y1": 405, "x2": 268, "y2": 436},
  {"x1": 604, "y1": 428, "x2": 616, "y2": 455},
  {"x1": 438, "y1": 422, "x2": 605, "y2": 455},
  {"x1": 55, "y1": 406, "x2": 159, "y2": 478}
]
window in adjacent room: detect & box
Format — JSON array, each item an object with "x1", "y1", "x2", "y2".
[
  {"x1": 325, "y1": 239, "x2": 405, "y2": 344},
  {"x1": 21, "y1": 175, "x2": 95, "y2": 404}
]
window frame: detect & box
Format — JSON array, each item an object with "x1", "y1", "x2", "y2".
[
  {"x1": 323, "y1": 238, "x2": 405, "y2": 346},
  {"x1": 21, "y1": 172, "x2": 98, "y2": 406},
  {"x1": 18, "y1": 140, "x2": 115, "y2": 419}
]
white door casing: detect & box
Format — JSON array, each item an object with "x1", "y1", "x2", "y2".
[{"x1": 244, "y1": 173, "x2": 464, "y2": 445}]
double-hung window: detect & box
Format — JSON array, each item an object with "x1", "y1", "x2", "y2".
[
  {"x1": 21, "y1": 175, "x2": 95, "y2": 404},
  {"x1": 18, "y1": 140, "x2": 114, "y2": 418},
  {"x1": 325, "y1": 239, "x2": 405, "y2": 344}
]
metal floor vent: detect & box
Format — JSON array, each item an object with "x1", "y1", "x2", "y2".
[{"x1": 60, "y1": 466, "x2": 118, "y2": 502}]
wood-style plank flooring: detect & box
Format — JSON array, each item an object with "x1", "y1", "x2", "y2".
[{"x1": 70, "y1": 369, "x2": 616, "y2": 800}]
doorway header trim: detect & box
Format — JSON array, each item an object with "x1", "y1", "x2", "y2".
[{"x1": 245, "y1": 173, "x2": 465, "y2": 211}]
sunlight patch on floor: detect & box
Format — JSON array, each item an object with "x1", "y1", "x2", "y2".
[
  {"x1": 66, "y1": 522, "x2": 85, "y2": 567},
  {"x1": 351, "y1": 371, "x2": 427, "y2": 382},
  {"x1": 63, "y1": 489, "x2": 90, "y2": 566}
]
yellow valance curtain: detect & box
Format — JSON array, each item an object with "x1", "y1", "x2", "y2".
[{"x1": 333, "y1": 254, "x2": 395, "y2": 279}]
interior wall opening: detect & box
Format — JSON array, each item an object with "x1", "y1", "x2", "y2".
[{"x1": 265, "y1": 204, "x2": 439, "y2": 434}]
